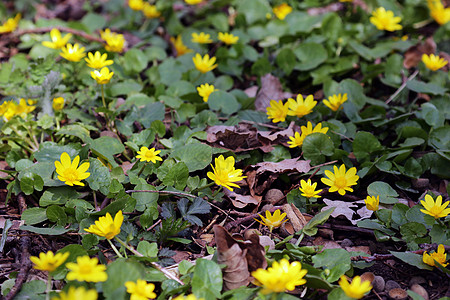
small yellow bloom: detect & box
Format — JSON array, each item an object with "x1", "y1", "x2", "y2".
[
  {"x1": 339, "y1": 275, "x2": 372, "y2": 299},
  {"x1": 85, "y1": 51, "x2": 114, "y2": 69},
  {"x1": 60, "y1": 43, "x2": 86, "y2": 62},
  {"x1": 197, "y1": 83, "x2": 217, "y2": 102},
  {"x1": 52, "y1": 286, "x2": 98, "y2": 300},
  {"x1": 287, "y1": 122, "x2": 329, "y2": 148},
  {"x1": 143, "y1": 3, "x2": 161, "y2": 19},
  {"x1": 136, "y1": 147, "x2": 163, "y2": 163},
  {"x1": 321, "y1": 164, "x2": 359, "y2": 196},
  {"x1": 173, "y1": 295, "x2": 202, "y2": 300},
  {"x1": 323, "y1": 93, "x2": 348, "y2": 111},
  {"x1": 287, "y1": 94, "x2": 317, "y2": 118},
  {"x1": 129, "y1": 0, "x2": 144, "y2": 11},
  {"x1": 125, "y1": 279, "x2": 157, "y2": 300},
  {"x1": 252, "y1": 259, "x2": 307, "y2": 294},
  {"x1": 66, "y1": 256, "x2": 107, "y2": 282},
  {"x1": 273, "y1": 3, "x2": 293, "y2": 20},
  {"x1": 100, "y1": 29, "x2": 125, "y2": 53},
  {"x1": 420, "y1": 195, "x2": 450, "y2": 219},
  {"x1": 0, "y1": 98, "x2": 36, "y2": 121},
  {"x1": 170, "y1": 35, "x2": 193, "y2": 57},
  {"x1": 370, "y1": 7, "x2": 403, "y2": 32},
  {"x1": 207, "y1": 155, "x2": 246, "y2": 191},
  {"x1": 428, "y1": 0, "x2": 450, "y2": 25},
  {"x1": 287, "y1": 132, "x2": 304, "y2": 148},
  {"x1": 0, "y1": 14, "x2": 21, "y2": 34},
  {"x1": 339, "y1": 0, "x2": 353, "y2": 2},
  {"x1": 365, "y1": 195, "x2": 379, "y2": 211},
  {"x1": 266, "y1": 99, "x2": 289, "y2": 123},
  {"x1": 299, "y1": 179, "x2": 322, "y2": 198},
  {"x1": 42, "y1": 28, "x2": 72, "y2": 49},
  {"x1": 255, "y1": 209, "x2": 287, "y2": 232},
  {"x1": 85, "y1": 210, "x2": 123, "y2": 240},
  {"x1": 423, "y1": 244, "x2": 448, "y2": 267},
  {"x1": 30, "y1": 251, "x2": 69, "y2": 272},
  {"x1": 91, "y1": 67, "x2": 114, "y2": 84},
  {"x1": 53, "y1": 97, "x2": 65, "y2": 111},
  {"x1": 218, "y1": 32, "x2": 239, "y2": 45},
  {"x1": 192, "y1": 53, "x2": 218, "y2": 73},
  {"x1": 191, "y1": 32, "x2": 213, "y2": 44},
  {"x1": 54, "y1": 152, "x2": 90, "y2": 186},
  {"x1": 185, "y1": 0, "x2": 204, "y2": 5},
  {"x1": 421, "y1": 54, "x2": 448, "y2": 71}
]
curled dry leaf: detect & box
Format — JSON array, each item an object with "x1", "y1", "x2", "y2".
[
  {"x1": 254, "y1": 158, "x2": 311, "y2": 175},
  {"x1": 223, "y1": 188, "x2": 261, "y2": 208},
  {"x1": 321, "y1": 198, "x2": 373, "y2": 225},
  {"x1": 254, "y1": 73, "x2": 293, "y2": 112},
  {"x1": 282, "y1": 203, "x2": 308, "y2": 232},
  {"x1": 403, "y1": 37, "x2": 436, "y2": 69}
]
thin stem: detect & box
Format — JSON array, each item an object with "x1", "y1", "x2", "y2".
[
  {"x1": 212, "y1": 186, "x2": 223, "y2": 197},
  {"x1": 191, "y1": 181, "x2": 215, "y2": 193},
  {"x1": 385, "y1": 69, "x2": 419, "y2": 104},
  {"x1": 101, "y1": 85, "x2": 106, "y2": 108},
  {"x1": 107, "y1": 239, "x2": 123, "y2": 258},
  {"x1": 136, "y1": 163, "x2": 147, "y2": 177},
  {"x1": 46, "y1": 273, "x2": 52, "y2": 300},
  {"x1": 295, "y1": 232, "x2": 304, "y2": 246},
  {"x1": 26, "y1": 125, "x2": 39, "y2": 151}
]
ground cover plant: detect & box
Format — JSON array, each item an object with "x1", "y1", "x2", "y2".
[{"x1": 0, "y1": 0, "x2": 449, "y2": 299}]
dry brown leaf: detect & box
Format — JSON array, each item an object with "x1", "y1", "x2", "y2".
[
  {"x1": 307, "y1": 3, "x2": 343, "y2": 15},
  {"x1": 282, "y1": 203, "x2": 308, "y2": 232},
  {"x1": 254, "y1": 159, "x2": 311, "y2": 175},
  {"x1": 403, "y1": 37, "x2": 436, "y2": 69},
  {"x1": 254, "y1": 74, "x2": 293, "y2": 112},
  {"x1": 322, "y1": 198, "x2": 357, "y2": 224},
  {"x1": 224, "y1": 189, "x2": 261, "y2": 208},
  {"x1": 313, "y1": 237, "x2": 342, "y2": 250}
]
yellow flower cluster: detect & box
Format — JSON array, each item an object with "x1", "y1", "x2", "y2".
[
  {"x1": 427, "y1": 0, "x2": 450, "y2": 25},
  {"x1": 365, "y1": 195, "x2": 380, "y2": 211},
  {"x1": 54, "y1": 152, "x2": 90, "y2": 186},
  {"x1": 0, "y1": 98, "x2": 36, "y2": 121},
  {"x1": 136, "y1": 147, "x2": 163, "y2": 163},
  {"x1": 322, "y1": 164, "x2": 359, "y2": 196},
  {"x1": 192, "y1": 53, "x2": 218, "y2": 73},
  {"x1": 42, "y1": 28, "x2": 72, "y2": 49},
  {"x1": 171, "y1": 35, "x2": 193, "y2": 57},
  {"x1": 125, "y1": 279, "x2": 157, "y2": 300},
  {"x1": 287, "y1": 121, "x2": 329, "y2": 148},
  {"x1": 30, "y1": 251, "x2": 69, "y2": 272},
  {"x1": 420, "y1": 195, "x2": 450, "y2": 219},
  {"x1": 299, "y1": 179, "x2": 322, "y2": 199},
  {"x1": 127, "y1": 0, "x2": 162, "y2": 19},
  {"x1": 191, "y1": 32, "x2": 239, "y2": 45},
  {"x1": 100, "y1": 29, "x2": 125, "y2": 53}
]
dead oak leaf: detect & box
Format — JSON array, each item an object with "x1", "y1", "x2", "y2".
[
  {"x1": 255, "y1": 73, "x2": 293, "y2": 112},
  {"x1": 254, "y1": 159, "x2": 311, "y2": 175}
]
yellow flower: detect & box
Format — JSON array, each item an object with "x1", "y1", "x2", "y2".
[
  {"x1": 0, "y1": 98, "x2": 36, "y2": 121},
  {"x1": 170, "y1": 35, "x2": 193, "y2": 57},
  {"x1": 60, "y1": 43, "x2": 86, "y2": 62},
  {"x1": 197, "y1": 83, "x2": 217, "y2": 102},
  {"x1": 255, "y1": 209, "x2": 287, "y2": 232},
  {"x1": 321, "y1": 164, "x2": 359, "y2": 196},
  {"x1": 420, "y1": 195, "x2": 450, "y2": 219},
  {"x1": 272, "y1": 3, "x2": 293, "y2": 20},
  {"x1": 101, "y1": 29, "x2": 125, "y2": 53},
  {"x1": 185, "y1": 0, "x2": 204, "y2": 5},
  {"x1": 421, "y1": 54, "x2": 448, "y2": 71},
  {"x1": 136, "y1": 147, "x2": 163, "y2": 163},
  {"x1": 54, "y1": 152, "x2": 90, "y2": 186},
  {"x1": 30, "y1": 251, "x2": 69, "y2": 272},
  {"x1": 85, "y1": 51, "x2": 114, "y2": 69},
  {"x1": 125, "y1": 279, "x2": 157, "y2": 300},
  {"x1": 299, "y1": 179, "x2": 322, "y2": 198},
  {"x1": 218, "y1": 32, "x2": 239, "y2": 45},
  {"x1": 428, "y1": 0, "x2": 450, "y2": 25},
  {"x1": 365, "y1": 195, "x2": 379, "y2": 211},
  {"x1": 288, "y1": 122, "x2": 329, "y2": 148},
  {"x1": 0, "y1": 14, "x2": 21, "y2": 34},
  {"x1": 207, "y1": 155, "x2": 246, "y2": 191},
  {"x1": 287, "y1": 94, "x2": 317, "y2": 118},
  {"x1": 323, "y1": 93, "x2": 348, "y2": 111},
  {"x1": 339, "y1": 0, "x2": 353, "y2": 2},
  {"x1": 339, "y1": 275, "x2": 372, "y2": 299},
  {"x1": 129, "y1": 0, "x2": 144, "y2": 10},
  {"x1": 51, "y1": 286, "x2": 98, "y2": 300},
  {"x1": 251, "y1": 259, "x2": 307, "y2": 294},
  {"x1": 143, "y1": 3, "x2": 161, "y2": 18},
  {"x1": 287, "y1": 132, "x2": 304, "y2": 148},
  {"x1": 42, "y1": 28, "x2": 72, "y2": 49},
  {"x1": 191, "y1": 32, "x2": 213, "y2": 44},
  {"x1": 173, "y1": 295, "x2": 202, "y2": 300},
  {"x1": 91, "y1": 67, "x2": 114, "y2": 84},
  {"x1": 370, "y1": 7, "x2": 403, "y2": 32},
  {"x1": 53, "y1": 97, "x2": 65, "y2": 111},
  {"x1": 192, "y1": 53, "x2": 217, "y2": 73},
  {"x1": 266, "y1": 99, "x2": 289, "y2": 123},
  {"x1": 423, "y1": 244, "x2": 448, "y2": 267},
  {"x1": 85, "y1": 210, "x2": 123, "y2": 240},
  {"x1": 66, "y1": 256, "x2": 107, "y2": 282}
]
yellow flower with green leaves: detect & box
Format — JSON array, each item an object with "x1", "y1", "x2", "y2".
[
  {"x1": 0, "y1": 99, "x2": 36, "y2": 121},
  {"x1": 218, "y1": 32, "x2": 239, "y2": 45},
  {"x1": 143, "y1": 3, "x2": 161, "y2": 19},
  {"x1": 321, "y1": 164, "x2": 359, "y2": 196},
  {"x1": 30, "y1": 251, "x2": 69, "y2": 272},
  {"x1": 422, "y1": 54, "x2": 448, "y2": 71},
  {"x1": 170, "y1": 35, "x2": 193, "y2": 57},
  {"x1": 197, "y1": 83, "x2": 217, "y2": 102},
  {"x1": 128, "y1": 0, "x2": 144, "y2": 11},
  {"x1": 173, "y1": 295, "x2": 202, "y2": 300},
  {"x1": 252, "y1": 259, "x2": 307, "y2": 294},
  {"x1": 370, "y1": 7, "x2": 402, "y2": 31},
  {"x1": 207, "y1": 155, "x2": 246, "y2": 191},
  {"x1": 66, "y1": 256, "x2": 107, "y2": 282},
  {"x1": 91, "y1": 67, "x2": 114, "y2": 84},
  {"x1": 53, "y1": 97, "x2": 65, "y2": 111},
  {"x1": 299, "y1": 179, "x2": 322, "y2": 198},
  {"x1": 287, "y1": 94, "x2": 317, "y2": 118},
  {"x1": 266, "y1": 99, "x2": 289, "y2": 123},
  {"x1": 192, "y1": 53, "x2": 217, "y2": 73},
  {"x1": 54, "y1": 152, "x2": 90, "y2": 186},
  {"x1": 339, "y1": 275, "x2": 372, "y2": 299},
  {"x1": 52, "y1": 286, "x2": 98, "y2": 300},
  {"x1": 0, "y1": 14, "x2": 21, "y2": 34},
  {"x1": 125, "y1": 279, "x2": 157, "y2": 300},
  {"x1": 100, "y1": 29, "x2": 125, "y2": 53},
  {"x1": 85, "y1": 51, "x2": 114, "y2": 69},
  {"x1": 420, "y1": 195, "x2": 450, "y2": 219},
  {"x1": 287, "y1": 122, "x2": 328, "y2": 148},
  {"x1": 85, "y1": 210, "x2": 123, "y2": 240},
  {"x1": 255, "y1": 209, "x2": 287, "y2": 232},
  {"x1": 136, "y1": 147, "x2": 163, "y2": 163},
  {"x1": 428, "y1": 0, "x2": 450, "y2": 25},
  {"x1": 42, "y1": 28, "x2": 72, "y2": 49},
  {"x1": 191, "y1": 32, "x2": 213, "y2": 44},
  {"x1": 323, "y1": 93, "x2": 348, "y2": 111},
  {"x1": 423, "y1": 244, "x2": 448, "y2": 267},
  {"x1": 365, "y1": 195, "x2": 379, "y2": 211},
  {"x1": 60, "y1": 43, "x2": 86, "y2": 62},
  {"x1": 272, "y1": 3, "x2": 292, "y2": 20}
]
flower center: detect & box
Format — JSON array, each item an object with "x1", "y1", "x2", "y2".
[
  {"x1": 79, "y1": 263, "x2": 92, "y2": 274},
  {"x1": 335, "y1": 176, "x2": 347, "y2": 188},
  {"x1": 62, "y1": 168, "x2": 78, "y2": 182}
]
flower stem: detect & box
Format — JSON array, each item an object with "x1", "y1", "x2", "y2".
[
  {"x1": 107, "y1": 238, "x2": 123, "y2": 258},
  {"x1": 191, "y1": 181, "x2": 215, "y2": 193},
  {"x1": 101, "y1": 84, "x2": 106, "y2": 108},
  {"x1": 46, "y1": 273, "x2": 52, "y2": 300},
  {"x1": 115, "y1": 237, "x2": 143, "y2": 257},
  {"x1": 212, "y1": 186, "x2": 223, "y2": 197},
  {"x1": 295, "y1": 231, "x2": 304, "y2": 246},
  {"x1": 136, "y1": 162, "x2": 147, "y2": 177}
]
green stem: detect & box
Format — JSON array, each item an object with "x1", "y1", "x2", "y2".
[
  {"x1": 107, "y1": 239, "x2": 123, "y2": 257},
  {"x1": 212, "y1": 186, "x2": 223, "y2": 197},
  {"x1": 101, "y1": 85, "x2": 106, "y2": 108},
  {"x1": 46, "y1": 273, "x2": 52, "y2": 300},
  {"x1": 26, "y1": 125, "x2": 39, "y2": 151},
  {"x1": 334, "y1": 109, "x2": 340, "y2": 120},
  {"x1": 136, "y1": 163, "x2": 147, "y2": 177},
  {"x1": 191, "y1": 181, "x2": 215, "y2": 193},
  {"x1": 115, "y1": 237, "x2": 143, "y2": 257},
  {"x1": 295, "y1": 231, "x2": 304, "y2": 246}
]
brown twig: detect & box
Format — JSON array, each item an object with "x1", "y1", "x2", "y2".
[
  {"x1": 14, "y1": 26, "x2": 104, "y2": 43},
  {"x1": 318, "y1": 223, "x2": 374, "y2": 235},
  {"x1": 351, "y1": 250, "x2": 425, "y2": 262},
  {"x1": 385, "y1": 69, "x2": 419, "y2": 104},
  {"x1": 224, "y1": 205, "x2": 283, "y2": 230}
]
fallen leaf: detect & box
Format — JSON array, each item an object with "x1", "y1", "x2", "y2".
[
  {"x1": 321, "y1": 198, "x2": 357, "y2": 224},
  {"x1": 254, "y1": 159, "x2": 311, "y2": 175},
  {"x1": 313, "y1": 237, "x2": 342, "y2": 250},
  {"x1": 403, "y1": 37, "x2": 436, "y2": 69},
  {"x1": 282, "y1": 203, "x2": 308, "y2": 232},
  {"x1": 224, "y1": 189, "x2": 261, "y2": 208},
  {"x1": 254, "y1": 74, "x2": 293, "y2": 112}
]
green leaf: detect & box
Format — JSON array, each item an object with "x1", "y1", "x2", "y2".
[
  {"x1": 171, "y1": 143, "x2": 212, "y2": 172},
  {"x1": 302, "y1": 133, "x2": 334, "y2": 165},
  {"x1": 237, "y1": 0, "x2": 271, "y2": 24},
  {"x1": 56, "y1": 124, "x2": 91, "y2": 142},
  {"x1": 138, "y1": 102, "x2": 165, "y2": 128},
  {"x1": 338, "y1": 79, "x2": 367, "y2": 109},
  {"x1": 293, "y1": 43, "x2": 328, "y2": 71},
  {"x1": 88, "y1": 136, "x2": 125, "y2": 168},
  {"x1": 352, "y1": 131, "x2": 382, "y2": 162},
  {"x1": 157, "y1": 159, "x2": 189, "y2": 190},
  {"x1": 312, "y1": 248, "x2": 352, "y2": 282},
  {"x1": 303, "y1": 208, "x2": 335, "y2": 236},
  {"x1": 46, "y1": 205, "x2": 67, "y2": 226},
  {"x1": 191, "y1": 259, "x2": 223, "y2": 299},
  {"x1": 40, "y1": 187, "x2": 80, "y2": 207},
  {"x1": 19, "y1": 225, "x2": 69, "y2": 235},
  {"x1": 132, "y1": 180, "x2": 159, "y2": 212},
  {"x1": 367, "y1": 181, "x2": 398, "y2": 204},
  {"x1": 418, "y1": 103, "x2": 444, "y2": 127},
  {"x1": 123, "y1": 49, "x2": 149, "y2": 73},
  {"x1": 178, "y1": 198, "x2": 211, "y2": 226},
  {"x1": 208, "y1": 90, "x2": 241, "y2": 115},
  {"x1": 389, "y1": 251, "x2": 433, "y2": 270},
  {"x1": 21, "y1": 207, "x2": 48, "y2": 225},
  {"x1": 109, "y1": 80, "x2": 143, "y2": 96},
  {"x1": 103, "y1": 259, "x2": 147, "y2": 300},
  {"x1": 19, "y1": 174, "x2": 35, "y2": 195},
  {"x1": 406, "y1": 79, "x2": 447, "y2": 95},
  {"x1": 0, "y1": 219, "x2": 13, "y2": 252},
  {"x1": 276, "y1": 48, "x2": 296, "y2": 75},
  {"x1": 85, "y1": 158, "x2": 112, "y2": 194},
  {"x1": 34, "y1": 142, "x2": 80, "y2": 163},
  {"x1": 137, "y1": 241, "x2": 158, "y2": 257}
]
